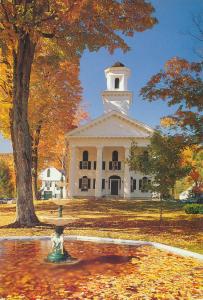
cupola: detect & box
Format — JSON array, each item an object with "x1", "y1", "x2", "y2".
[{"x1": 102, "y1": 62, "x2": 132, "y2": 115}]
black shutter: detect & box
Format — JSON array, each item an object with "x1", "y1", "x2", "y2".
[
  {"x1": 88, "y1": 161, "x2": 91, "y2": 170},
  {"x1": 102, "y1": 179, "x2": 105, "y2": 189},
  {"x1": 94, "y1": 161, "x2": 96, "y2": 170},
  {"x1": 102, "y1": 161, "x2": 105, "y2": 170},
  {"x1": 79, "y1": 161, "x2": 82, "y2": 169},
  {"x1": 118, "y1": 161, "x2": 121, "y2": 170},
  {"x1": 109, "y1": 161, "x2": 112, "y2": 170},
  {"x1": 139, "y1": 179, "x2": 142, "y2": 190},
  {"x1": 131, "y1": 177, "x2": 133, "y2": 193},
  {"x1": 88, "y1": 178, "x2": 91, "y2": 189},
  {"x1": 133, "y1": 179, "x2": 136, "y2": 191},
  {"x1": 93, "y1": 179, "x2": 96, "y2": 189},
  {"x1": 79, "y1": 178, "x2": 82, "y2": 189}
]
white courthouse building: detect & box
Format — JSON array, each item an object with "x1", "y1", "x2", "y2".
[{"x1": 66, "y1": 62, "x2": 154, "y2": 199}]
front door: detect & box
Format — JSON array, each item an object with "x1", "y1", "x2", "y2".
[{"x1": 111, "y1": 179, "x2": 119, "y2": 195}]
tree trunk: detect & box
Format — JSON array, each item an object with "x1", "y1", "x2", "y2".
[
  {"x1": 159, "y1": 194, "x2": 163, "y2": 226},
  {"x1": 32, "y1": 123, "x2": 42, "y2": 200},
  {"x1": 11, "y1": 32, "x2": 39, "y2": 227}
]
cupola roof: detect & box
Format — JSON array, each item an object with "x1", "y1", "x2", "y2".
[{"x1": 111, "y1": 61, "x2": 125, "y2": 67}]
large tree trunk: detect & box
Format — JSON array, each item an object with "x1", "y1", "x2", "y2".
[
  {"x1": 32, "y1": 123, "x2": 42, "y2": 200},
  {"x1": 11, "y1": 32, "x2": 39, "y2": 227}
]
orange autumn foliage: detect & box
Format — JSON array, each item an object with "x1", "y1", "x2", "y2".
[
  {"x1": 141, "y1": 57, "x2": 203, "y2": 144},
  {"x1": 0, "y1": 0, "x2": 157, "y2": 223},
  {"x1": 29, "y1": 56, "x2": 86, "y2": 168}
]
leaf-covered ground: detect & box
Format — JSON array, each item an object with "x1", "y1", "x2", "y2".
[
  {"x1": 0, "y1": 199, "x2": 202, "y2": 254},
  {"x1": 0, "y1": 241, "x2": 202, "y2": 300}
]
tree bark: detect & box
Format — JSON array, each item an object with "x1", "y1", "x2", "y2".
[
  {"x1": 159, "y1": 194, "x2": 163, "y2": 226},
  {"x1": 11, "y1": 32, "x2": 39, "y2": 227},
  {"x1": 32, "y1": 123, "x2": 42, "y2": 200}
]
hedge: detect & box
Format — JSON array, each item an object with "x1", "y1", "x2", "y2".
[{"x1": 184, "y1": 204, "x2": 203, "y2": 214}]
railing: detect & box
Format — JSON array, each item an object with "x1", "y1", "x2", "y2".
[
  {"x1": 109, "y1": 161, "x2": 121, "y2": 170},
  {"x1": 79, "y1": 161, "x2": 90, "y2": 169}
]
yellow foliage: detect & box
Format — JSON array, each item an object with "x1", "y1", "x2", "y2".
[{"x1": 160, "y1": 116, "x2": 177, "y2": 127}]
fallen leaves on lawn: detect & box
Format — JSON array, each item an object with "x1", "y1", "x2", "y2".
[{"x1": 0, "y1": 241, "x2": 202, "y2": 300}]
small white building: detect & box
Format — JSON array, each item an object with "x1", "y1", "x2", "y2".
[
  {"x1": 66, "y1": 62, "x2": 154, "y2": 199},
  {"x1": 179, "y1": 187, "x2": 193, "y2": 200},
  {"x1": 39, "y1": 167, "x2": 66, "y2": 199}
]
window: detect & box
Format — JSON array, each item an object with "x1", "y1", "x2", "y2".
[
  {"x1": 102, "y1": 161, "x2": 105, "y2": 170},
  {"x1": 139, "y1": 177, "x2": 150, "y2": 192},
  {"x1": 79, "y1": 176, "x2": 90, "y2": 191},
  {"x1": 115, "y1": 78, "x2": 119, "y2": 89},
  {"x1": 131, "y1": 177, "x2": 133, "y2": 193},
  {"x1": 142, "y1": 177, "x2": 148, "y2": 192},
  {"x1": 45, "y1": 181, "x2": 51, "y2": 188},
  {"x1": 83, "y1": 150, "x2": 88, "y2": 161},
  {"x1": 112, "y1": 151, "x2": 118, "y2": 161},
  {"x1": 102, "y1": 179, "x2": 105, "y2": 189},
  {"x1": 133, "y1": 179, "x2": 136, "y2": 191},
  {"x1": 47, "y1": 169, "x2": 50, "y2": 177},
  {"x1": 79, "y1": 161, "x2": 91, "y2": 169},
  {"x1": 112, "y1": 161, "x2": 121, "y2": 170},
  {"x1": 131, "y1": 178, "x2": 136, "y2": 192},
  {"x1": 93, "y1": 179, "x2": 96, "y2": 189}
]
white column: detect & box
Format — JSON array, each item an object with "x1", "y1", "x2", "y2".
[
  {"x1": 95, "y1": 146, "x2": 103, "y2": 198},
  {"x1": 68, "y1": 146, "x2": 76, "y2": 197},
  {"x1": 124, "y1": 147, "x2": 131, "y2": 199}
]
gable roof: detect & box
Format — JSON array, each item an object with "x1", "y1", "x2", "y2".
[{"x1": 66, "y1": 111, "x2": 154, "y2": 139}]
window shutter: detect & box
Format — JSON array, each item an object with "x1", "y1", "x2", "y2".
[
  {"x1": 88, "y1": 161, "x2": 91, "y2": 170},
  {"x1": 102, "y1": 161, "x2": 105, "y2": 170},
  {"x1": 109, "y1": 161, "x2": 112, "y2": 170},
  {"x1": 79, "y1": 161, "x2": 82, "y2": 169},
  {"x1": 93, "y1": 179, "x2": 96, "y2": 189},
  {"x1": 118, "y1": 162, "x2": 121, "y2": 170},
  {"x1": 139, "y1": 179, "x2": 142, "y2": 190},
  {"x1": 133, "y1": 179, "x2": 136, "y2": 191},
  {"x1": 94, "y1": 161, "x2": 96, "y2": 170},
  {"x1": 79, "y1": 178, "x2": 82, "y2": 189},
  {"x1": 88, "y1": 178, "x2": 91, "y2": 189},
  {"x1": 102, "y1": 179, "x2": 105, "y2": 189},
  {"x1": 131, "y1": 177, "x2": 133, "y2": 193}
]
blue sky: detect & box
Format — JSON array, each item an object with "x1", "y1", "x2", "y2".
[{"x1": 0, "y1": 0, "x2": 202, "y2": 153}]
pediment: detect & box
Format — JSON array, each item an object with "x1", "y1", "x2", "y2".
[{"x1": 67, "y1": 112, "x2": 153, "y2": 139}]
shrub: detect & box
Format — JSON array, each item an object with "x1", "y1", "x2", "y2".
[{"x1": 184, "y1": 204, "x2": 203, "y2": 214}]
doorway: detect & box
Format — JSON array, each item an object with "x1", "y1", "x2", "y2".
[
  {"x1": 111, "y1": 179, "x2": 119, "y2": 195},
  {"x1": 109, "y1": 175, "x2": 121, "y2": 196}
]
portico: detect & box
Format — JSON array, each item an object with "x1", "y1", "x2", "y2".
[{"x1": 68, "y1": 143, "x2": 132, "y2": 198}]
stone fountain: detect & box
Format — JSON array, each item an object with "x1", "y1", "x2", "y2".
[{"x1": 41, "y1": 199, "x2": 78, "y2": 264}]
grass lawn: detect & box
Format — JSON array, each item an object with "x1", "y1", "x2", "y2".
[{"x1": 0, "y1": 199, "x2": 202, "y2": 254}]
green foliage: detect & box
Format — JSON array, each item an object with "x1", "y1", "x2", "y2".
[
  {"x1": 0, "y1": 160, "x2": 14, "y2": 198},
  {"x1": 128, "y1": 132, "x2": 192, "y2": 198},
  {"x1": 184, "y1": 204, "x2": 203, "y2": 214}
]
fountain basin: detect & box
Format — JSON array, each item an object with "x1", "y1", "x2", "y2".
[
  {"x1": 40, "y1": 216, "x2": 76, "y2": 226},
  {"x1": 51, "y1": 198, "x2": 72, "y2": 206},
  {"x1": 0, "y1": 239, "x2": 202, "y2": 300}
]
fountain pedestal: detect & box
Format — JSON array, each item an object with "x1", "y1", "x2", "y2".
[
  {"x1": 47, "y1": 225, "x2": 72, "y2": 263},
  {"x1": 41, "y1": 199, "x2": 79, "y2": 264}
]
